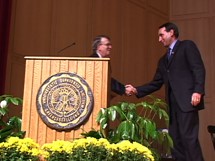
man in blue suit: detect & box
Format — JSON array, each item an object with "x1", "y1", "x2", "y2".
[{"x1": 126, "y1": 22, "x2": 205, "y2": 161}]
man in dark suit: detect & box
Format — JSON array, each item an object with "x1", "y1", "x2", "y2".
[
  {"x1": 90, "y1": 35, "x2": 126, "y2": 96},
  {"x1": 126, "y1": 22, "x2": 205, "y2": 161}
]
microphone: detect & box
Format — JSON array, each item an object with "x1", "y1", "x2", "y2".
[{"x1": 57, "y1": 42, "x2": 76, "y2": 53}]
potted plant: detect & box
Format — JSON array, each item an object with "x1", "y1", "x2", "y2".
[{"x1": 82, "y1": 95, "x2": 173, "y2": 160}]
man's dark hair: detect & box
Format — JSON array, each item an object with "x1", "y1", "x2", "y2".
[
  {"x1": 159, "y1": 22, "x2": 179, "y2": 38},
  {"x1": 92, "y1": 35, "x2": 110, "y2": 52}
]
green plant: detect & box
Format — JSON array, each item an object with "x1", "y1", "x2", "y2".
[
  {"x1": 86, "y1": 95, "x2": 173, "y2": 159},
  {"x1": 81, "y1": 127, "x2": 104, "y2": 139},
  {"x1": 42, "y1": 137, "x2": 154, "y2": 161},
  {"x1": 0, "y1": 95, "x2": 26, "y2": 142},
  {"x1": 0, "y1": 136, "x2": 41, "y2": 161}
]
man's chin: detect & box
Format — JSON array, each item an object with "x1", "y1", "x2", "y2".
[{"x1": 105, "y1": 53, "x2": 110, "y2": 58}]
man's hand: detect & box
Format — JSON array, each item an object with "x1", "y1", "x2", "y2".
[
  {"x1": 125, "y1": 84, "x2": 137, "y2": 96},
  {"x1": 191, "y1": 92, "x2": 201, "y2": 106}
]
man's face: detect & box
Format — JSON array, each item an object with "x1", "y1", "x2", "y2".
[
  {"x1": 158, "y1": 27, "x2": 174, "y2": 48},
  {"x1": 97, "y1": 37, "x2": 112, "y2": 57}
]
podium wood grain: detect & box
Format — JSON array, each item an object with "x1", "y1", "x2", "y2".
[{"x1": 22, "y1": 57, "x2": 110, "y2": 145}]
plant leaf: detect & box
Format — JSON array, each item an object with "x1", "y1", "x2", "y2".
[
  {"x1": 120, "y1": 102, "x2": 129, "y2": 112},
  {"x1": 126, "y1": 111, "x2": 136, "y2": 121},
  {"x1": 117, "y1": 121, "x2": 135, "y2": 140},
  {"x1": 108, "y1": 107, "x2": 117, "y2": 121},
  {"x1": 0, "y1": 107, "x2": 9, "y2": 116},
  {"x1": 8, "y1": 116, "x2": 22, "y2": 131},
  {"x1": 112, "y1": 105, "x2": 125, "y2": 120},
  {"x1": 100, "y1": 117, "x2": 108, "y2": 129},
  {"x1": 81, "y1": 129, "x2": 103, "y2": 139},
  {"x1": 8, "y1": 97, "x2": 23, "y2": 106},
  {"x1": 158, "y1": 109, "x2": 169, "y2": 125}
]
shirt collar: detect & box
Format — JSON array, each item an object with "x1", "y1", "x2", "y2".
[
  {"x1": 169, "y1": 39, "x2": 178, "y2": 50},
  {"x1": 96, "y1": 51, "x2": 103, "y2": 58}
]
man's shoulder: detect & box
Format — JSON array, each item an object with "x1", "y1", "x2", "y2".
[
  {"x1": 176, "y1": 40, "x2": 198, "y2": 50},
  {"x1": 90, "y1": 53, "x2": 99, "y2": 57},
  {"x1": 180, "y1": 40, "x2": 196, "y2": 45}
]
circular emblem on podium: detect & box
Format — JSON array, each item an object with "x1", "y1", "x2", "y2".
[{"x1": 36, "y1": 72, "x2": 94, "y2": 131}]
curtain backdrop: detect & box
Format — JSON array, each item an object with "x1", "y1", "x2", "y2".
[{"x1": 0, "y1": 0, "x2": 12, "y2": 95}]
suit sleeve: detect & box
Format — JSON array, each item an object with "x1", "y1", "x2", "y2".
[
  {"x1": 111, "y1": 78, "x2": 125, "y2": 95},
  {"x1": 185, "y1": 40, "x2": 205, "y2": 95},
  {"x1": 136, "y1": 60, "x2": 164, "y2": 98}
]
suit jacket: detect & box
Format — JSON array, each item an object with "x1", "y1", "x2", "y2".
[
  {"x1": 90, "y1": 52, "x2": 125, "y2": 95},
  {"x1": 136, "y1": 40, "x2": 205, "y2": 112}
]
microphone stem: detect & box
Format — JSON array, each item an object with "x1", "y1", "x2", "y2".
[{"x1": 57, "y1": 42, "x2": 76, "y2": 53}]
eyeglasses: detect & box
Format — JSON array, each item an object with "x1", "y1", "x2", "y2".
[{"x1": 100, "y1": 43, "x2": 112, "y2": 46}]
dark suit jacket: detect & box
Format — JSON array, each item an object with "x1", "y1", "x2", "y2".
[
  {"x1": 136, "y1": 40, "x2": 205, "y2": 112},
  {"x1": 90, "y1": 52, "x2": 125, "y2": 95}
]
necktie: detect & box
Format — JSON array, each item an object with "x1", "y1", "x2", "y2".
[{"x1": 167, "y1": 48, "x2": 172, "y2": 60}]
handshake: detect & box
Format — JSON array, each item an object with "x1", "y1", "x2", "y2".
[{"x1": 125, "y1": 84, "x2": 137, "y2": 96}]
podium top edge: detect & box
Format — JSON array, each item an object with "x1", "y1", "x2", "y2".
[{"x1": 24, "y1": 56, "x2": 110, "y2": 61}]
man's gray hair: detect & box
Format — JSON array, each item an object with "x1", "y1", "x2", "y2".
[{"x1": 92, "y1": 35, "x2": 110, "y2": 52}]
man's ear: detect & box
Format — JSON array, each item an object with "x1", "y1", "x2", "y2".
[{"x1": 170, "y1": 29, "x2": 174, "y2": 37}]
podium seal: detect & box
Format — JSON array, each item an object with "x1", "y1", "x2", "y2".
[{"x1": 36, "y1": 72, "x2": 94, "y2": 131}]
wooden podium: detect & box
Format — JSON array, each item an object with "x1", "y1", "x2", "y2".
[{"x1": 22, "y1": 57, "x2": 110, "y2": 145}]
